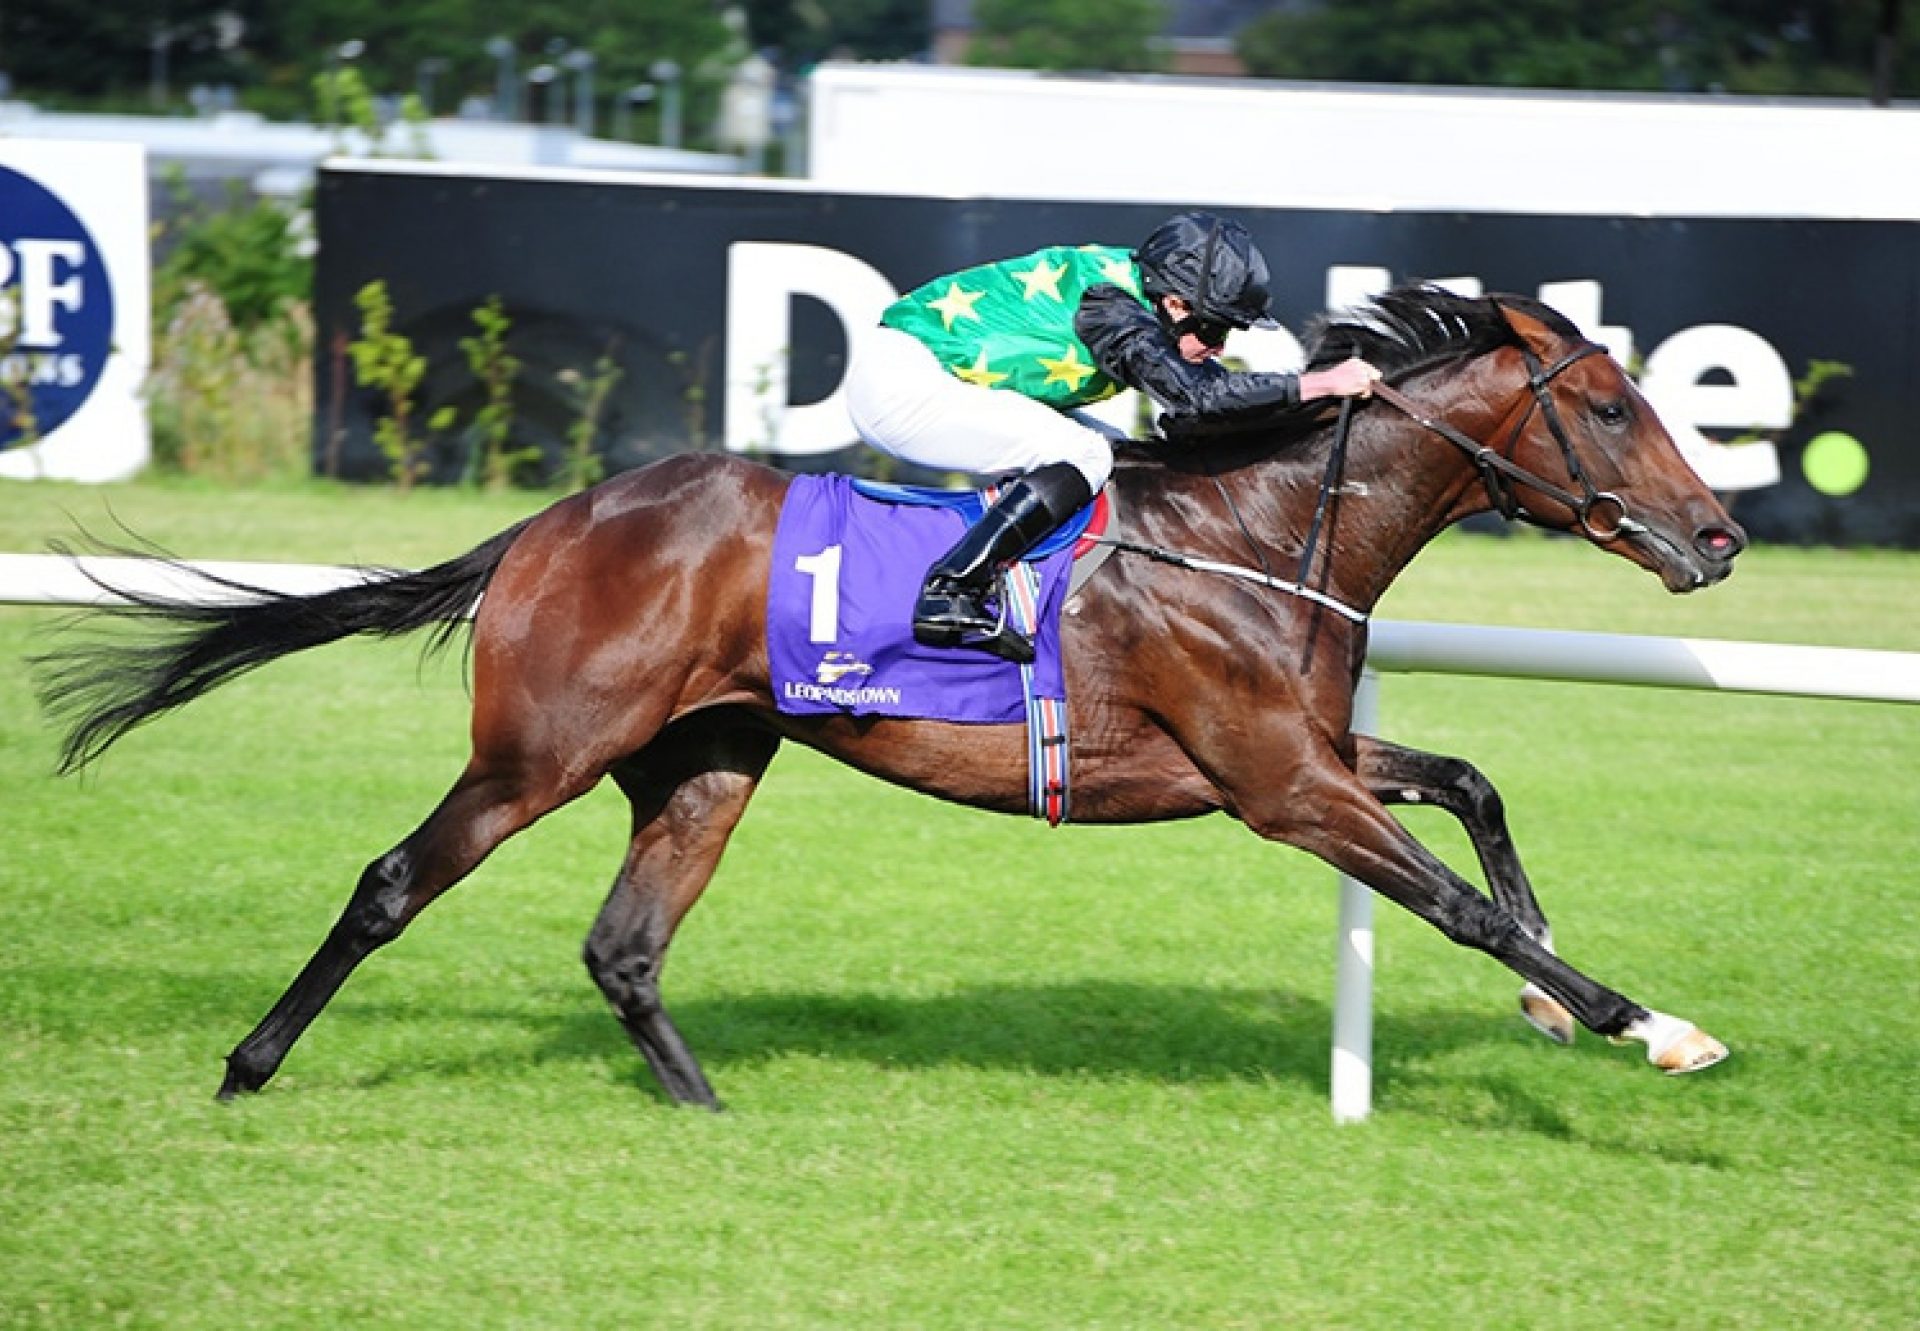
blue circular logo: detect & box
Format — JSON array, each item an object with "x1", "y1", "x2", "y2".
[{"x1": 0, "y1": 165, "x2": 115, "y2": 450}]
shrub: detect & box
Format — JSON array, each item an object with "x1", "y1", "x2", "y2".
[
  {"x1": 146, "y1": 284, "x2": 314, "y2": 483},
  {"x1": 456, "y1": 296, "x2": 536, "y2": 489},
  {"x1": 153, "y1": 177, "x2": 312, "y2": 334}
]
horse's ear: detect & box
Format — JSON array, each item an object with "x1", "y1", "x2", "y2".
[{"x1": 1497, "y1": 301, "x2": 1567, "y2": 360}]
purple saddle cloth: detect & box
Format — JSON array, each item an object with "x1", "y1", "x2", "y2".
[{"x1": 768, "y1": 474, "x2": 1072, "y2": 723}]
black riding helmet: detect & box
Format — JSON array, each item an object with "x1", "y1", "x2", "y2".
[{"x1": 1134, "y1": 211, "x2": 1279, "y2": 334}]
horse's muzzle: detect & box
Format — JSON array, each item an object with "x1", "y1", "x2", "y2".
[
  {"x1": 1635, "y1": 516, "x2": 1746, "y2": 592},
  {"x1": 1694, "y1": 521, "x2": 1747, "y2": 564},
  {"x1": 1688, "y1": 520, "x2": 1747, "y2": 588}
]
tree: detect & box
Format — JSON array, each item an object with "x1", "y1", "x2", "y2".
[
  {"x1": 0, "y1": 0, "x2": 248, "y2": 103},
  {"x1": 249, "y1": 0, "x2": 734, "y2": 126},
  {"x1": 735, "y1": 0, "x2": 929, "y2": 67},
  {"x1": 1, "y1": 0, "x2": 740, "y2": 132},
  {"x1": 970, "y1": 0, "x2": 1168, "y2": 74},
  {"x1": 1236, "y1": 0, "x2": 1917, "y2": 98}
]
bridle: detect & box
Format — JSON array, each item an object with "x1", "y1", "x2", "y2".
[
  {"x1": 1102, "y1": 335, "x2": 1649, "y2": 639},
  {"x1": 1370, "y1": 340, "x2": 1640, "y2": 543}
]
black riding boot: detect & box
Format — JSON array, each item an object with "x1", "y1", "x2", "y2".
[{"x1": 913, "y1": 462, "x2": 1094, "y2": 664}]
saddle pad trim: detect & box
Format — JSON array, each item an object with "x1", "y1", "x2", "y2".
[{"x1": 1005, "y1": 559, "x2": 1071, "y2": 825}]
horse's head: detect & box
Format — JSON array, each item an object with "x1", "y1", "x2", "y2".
[{"x1": 1485, "y1": 298, "x2": 1746, "y2": 592}]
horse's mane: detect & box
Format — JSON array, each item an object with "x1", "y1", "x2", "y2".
[
  {"x1": 1305, "y1": 284, "x2": 1578, "y2": 378},
  {"x1": 1118, "y1": 283, "x2": 1581, "y2": 465}
]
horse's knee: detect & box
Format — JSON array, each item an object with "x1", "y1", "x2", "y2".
[
  {"x1": 336, "y1": 848, "x2": 415, "y2": 948},
  {"x1": 583, "y1": 935, "x2": 663, "y2": 1013},
  {"x1": 1434, "y1": 888, "x2": 1524, "y2": 953}
]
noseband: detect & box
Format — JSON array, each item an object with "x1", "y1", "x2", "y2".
[{"x1": 1371, "y1": 341, "x2": 1637, "y2": 543}]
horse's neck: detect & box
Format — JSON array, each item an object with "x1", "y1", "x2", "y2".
[
  {"x1": 1316, "y1": 404, "x2": 1495, "y2": 608},
  {"x1": 1154, "y1": 397, "x2": 1495, "y2": 617}
]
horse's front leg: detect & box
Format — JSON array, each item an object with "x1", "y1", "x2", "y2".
[
  {"x1": 1355, "y1": 735, "x2": 1576, "y2": 1046},
  {"x1": 1246, "y1": 754, "x2": 1727, "y2": 1075}
]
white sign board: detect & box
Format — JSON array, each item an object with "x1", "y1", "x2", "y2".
[
  {"x1": 0, "y1": 138, "x2": 151, "y2": 482},
  {"x1": 808, "y1": 64, "x2": 1920, "y2": 221}
]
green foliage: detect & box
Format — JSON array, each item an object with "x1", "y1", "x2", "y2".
[
  {"x1": 312, "y1": 64, "x2": 380, "y2": 145},
  {"x1": 455, "y1": 296, "x2": 535, "y2": 490},
  {"x1": 0, "y1": 0, "x2": 741, "y2": 142},
  {"x1": 1236, "y1": 0, "x2": 1920, "y2": 96},
  {"x1": 557, "y1": 349, "x2": 623, "y2": 492},
  {"x1": 665, "y1": 346, "x2": 714, "y2": 454},
  {"x1": 152, "y1": 176, "x2": 312, "y2": 335},
  {"x1": 0, "y1": 0, "x2": 245, "y2": 103},
  {"x1": 347, "y1": 280, "x2": 431, "y2": 490},
  {"x1": 0, "y1": 286, "x2": 42, "y2": 457},
  {"x1": 313, "y1": 62, "x2": 436, "y2": 156},
  {"x1": 5, "y1": 0, "x2": 1916, "y2": 110},
  {"x1": 737, "y1": 0, "x2": 930, "y2": 65},
  {"x1": 145, "y1": 172, "x2": 315, "y2": 483},
  {"x1": 1793, "y1": 358, "x2": 1855, "y2": 411},
  {"x1": 259, "y1": 0, "x2": 737, "y2": 141},
  {"x1": 971, "y1": 0, "x2": 1167, "y2": 72},
  {"x1": 146, "y1": 284, "x2": 314, "y2": 483}
]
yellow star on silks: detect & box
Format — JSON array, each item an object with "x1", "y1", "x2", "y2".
[
  {"x1": 926, "y1": 281, "x2": 986, "y2": 330},
  {"x1": 1037, "y1": 344, "x2": 1097, "y2": 392},
  {"x1": 1011, "y1": 258, "x2": 1068, "y2": 302},
  {"x1": 1096, "y1": 255, "x2": 1139, "y2": 294},
  {"x1": 952, "y1": 348, "x2": 1009, "y2": 388}
]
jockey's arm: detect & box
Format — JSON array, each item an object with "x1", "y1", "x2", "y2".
[{"x1": 1075, "y1": 285, "x2": 1299, "y2": 429}]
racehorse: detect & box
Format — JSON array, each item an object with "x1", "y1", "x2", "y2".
[{"x1": 37, "y1": 285, "x2": 1746, "y2": 1108}]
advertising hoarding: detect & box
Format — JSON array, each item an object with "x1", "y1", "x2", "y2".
[
  {"x1": 0, "y1": 139, "x2": 150, "y2": 483},
  {"x1": 315, "y1": 162, "x2": 1918, "y2": 545}
]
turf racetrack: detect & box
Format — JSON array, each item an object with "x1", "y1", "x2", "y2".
[{"x1": 2, "y1": 481, "x2": 1915, "y2": 1328}]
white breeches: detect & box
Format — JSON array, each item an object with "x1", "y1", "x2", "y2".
[{"x1": 844, "y1": 326, "x2": 1121, "y2": 491}]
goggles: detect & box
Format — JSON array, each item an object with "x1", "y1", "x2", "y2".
[{"x1": 1170, "y1": 312, "x2": 1238, "y2": 348}]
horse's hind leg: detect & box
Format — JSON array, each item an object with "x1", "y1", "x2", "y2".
[
  {"x1": 1356, "y1": 736, "x2": 1576, "y2": 1045},
  {"x1": 584, "y1": 716, "x2": 781, "y2": 1109},
  {"x1": 218, "y1": 757, "x2": 587, "y2": 1098}
]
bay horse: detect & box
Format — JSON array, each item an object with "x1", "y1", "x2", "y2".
[{"x1": 37, "y1": 286, "x2": 1746, "y2": 1108}]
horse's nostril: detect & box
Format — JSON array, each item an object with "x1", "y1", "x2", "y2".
[{"x1": 1695, "y1": 525, "x2": 1746, "y2": 560}]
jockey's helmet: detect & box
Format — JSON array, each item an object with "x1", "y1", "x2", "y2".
[{"x1": 1134, "y1": 211, "x2": 1279, "y2": 333}]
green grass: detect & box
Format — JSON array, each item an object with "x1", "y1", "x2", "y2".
[{"x1": 2, "y1": 478, "x2": 1916, "y2": 1329}]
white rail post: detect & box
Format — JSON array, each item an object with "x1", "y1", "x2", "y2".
[{"x1": 1331, "y1": 667, "x2": 1381, "y2": 1124}]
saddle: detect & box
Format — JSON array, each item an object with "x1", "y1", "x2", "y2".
[
  {"x1": 766, "y1": 475, "x2": 1117, "y2": 826},
  {"x1": 848, "y1": 478, "x2": 1116, "y2": 598}
]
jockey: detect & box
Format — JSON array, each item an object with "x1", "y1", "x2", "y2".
[{"x1": 846, "y1": 210, "x2": 1383, "y2": 663}]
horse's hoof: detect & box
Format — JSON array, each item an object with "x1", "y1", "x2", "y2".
[
  {"x1": 1518, "y1": 984, "x2": 1575, "y2": 1045},
  {"x1": 1652, "y1": 1026, "x2": 1729, "y2": 1075},
  {"x1": 217, "y1": 1055, "x2": 266, "y2": 1101}
]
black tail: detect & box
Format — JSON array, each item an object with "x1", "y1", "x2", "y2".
[{"x1": 33, "y1": 520, "x2": 532, "y2": 775}]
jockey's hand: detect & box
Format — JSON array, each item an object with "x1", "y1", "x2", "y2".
[{"x1": 1299, "y1": 357, "x2": 1384, "y2": 402}]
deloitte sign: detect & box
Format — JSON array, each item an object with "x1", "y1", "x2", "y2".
[{"x1": 0, "y1": 140, "x2": 150, "y2": 482}]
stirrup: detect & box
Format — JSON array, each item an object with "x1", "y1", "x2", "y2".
[
  {"x1": 912, "y1": 578, "x2": 1035, "y2": 664},
  {"x1": 950, "y1": 599, "x2": 1036, "y2": 663},
  {"x1": 915, "y1": 616, "x2": 1035, "y2": 665},
  {"x1": 963, "y1": 620, "x2": 1036, "y2": 665}
]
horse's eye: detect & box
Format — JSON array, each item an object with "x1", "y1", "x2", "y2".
[{"x1": 1594, "y1": 400, "x2": 1630, "y2": 430}]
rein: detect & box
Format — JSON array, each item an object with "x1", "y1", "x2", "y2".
[
  {"x1": 1087, "y1": 534, "x2": 1369, "y2": 623},
  {"x1": 1094, "y1": 337, "x2": 1637, "y2": 631},
  {"x1": 1371, "y1": 341, "x2": 1643, "y2": 543}
]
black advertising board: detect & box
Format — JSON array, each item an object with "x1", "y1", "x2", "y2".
[{"x1": 314, "y1": 163, "x2": 1920, "y2": 545}]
